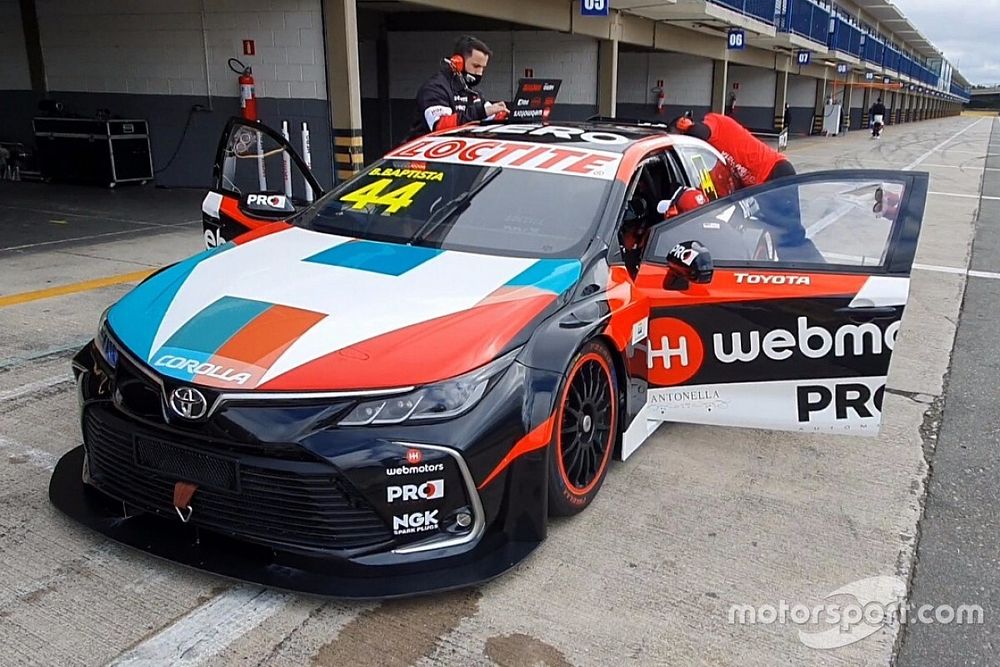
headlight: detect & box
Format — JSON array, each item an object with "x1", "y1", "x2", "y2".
[
  {"x1": 95, "y1": 308, "x2": 119, "y2": 369},
  {"x1": 338, "y1": 349, "x2": 519, "y2": 426}
]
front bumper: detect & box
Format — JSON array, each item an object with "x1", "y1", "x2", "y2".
[
  {"x1": 50, "y1": 342, "x2": 554, "y2": 598},
  {"x1": 50, "y1": 446, "x2": 538, "y2": 598}
]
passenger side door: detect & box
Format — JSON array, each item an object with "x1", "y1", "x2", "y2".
[{"x1": 630, "y1": 170, "x2": 927, "y2": 445}]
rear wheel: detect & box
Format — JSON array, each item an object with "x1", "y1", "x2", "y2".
[{"x1": 547, "y1": 341, "x2": 618, "y2": 516}]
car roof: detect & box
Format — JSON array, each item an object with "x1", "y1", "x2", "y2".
[{"x1": 434, "y1": 120, "x2": 679, "y2": 154}]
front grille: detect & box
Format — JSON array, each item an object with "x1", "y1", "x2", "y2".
[
  {"x1": 111, "y1": 352, "x2": 323, "y2": 461},
  {"x1": 83, "y1": 407, "x2": 393, "y2": 552},
  {"x1": 134, "y1": 436, "x2": 239, "y2": 492},
  {"x1": 114, "y1": 353, "x2": 163, "y2": 420}
]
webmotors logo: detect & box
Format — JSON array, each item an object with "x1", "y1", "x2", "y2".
[
  {"x1": 386, "y1": 462, "x2": 444, "y2": 477},
  {"x1": 387, "y1": 479, "x2": 444, "y2": 503},
  {"x1": 713, "y1": 317, "x2": 899, "y2": 364},
  {"x1": 646, "y1": 317, "x2": 704, "y2": 386},
  {"x1": 392, "y1": 510, "x2": 439, "y2": 535},
  {"x1": 647, "y1": 316, "x2": 900, "y2": 384}
]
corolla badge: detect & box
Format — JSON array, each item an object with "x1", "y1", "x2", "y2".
[{"x1": 169, "y1": 387, "x2": 209, "y2": 419}]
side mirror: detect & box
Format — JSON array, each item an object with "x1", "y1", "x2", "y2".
[
  {"x1": 240, "y1": 192, "x2": 297, "y2": 220},
  {"x1": 665, "y1": 240, "x2": 714, "y2": 288}
]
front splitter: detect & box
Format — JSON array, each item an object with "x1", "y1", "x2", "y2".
[{"x1": 49, "y1": 446, "x2": 539, "y2": 599}]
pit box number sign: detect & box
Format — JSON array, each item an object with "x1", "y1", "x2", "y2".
[{"x1": 581, "y1": 0, "x2": 609, "y2": 17}]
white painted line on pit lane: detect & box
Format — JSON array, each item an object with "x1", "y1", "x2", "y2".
[
  {"x1": 0, "y1": 340, "x2": 91, "y2": 370},
  {"x1": 0, "y1": 204, "x2": 198, "y2": 228},
  {"x1": 903, "y1": 117, "x2": 987, "y2": 171},
  {"x1": 912, "y1": 263, "x2": 1000, "y2": 280},
  {"x1": 928, "y1": 191, "x2": 1000, "y2": 200},
  {"x1": 109, "y1": 586, "x2": 295, "y2": 667},
  {"x1": 919, "y1": 164, "x2": 993, "y2": 171},
  {"x1": 0, "y1": 375, "x2": 73, "y2": 402},
  {"x1": 0, "y1": 220, "x2": 200, "y2": 252}
]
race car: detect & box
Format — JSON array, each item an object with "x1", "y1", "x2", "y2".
[{"x1": 50, "y1": 117, "x2": 928, "y2": 598}]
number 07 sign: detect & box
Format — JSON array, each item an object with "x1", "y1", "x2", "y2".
[{"x1": 581, "y1": 0, "x2": 609, "y2": 17}]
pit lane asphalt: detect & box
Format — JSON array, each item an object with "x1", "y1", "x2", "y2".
[
  {"x1": 0, "y1": 115, "x2": 995, "y2": 666},
  {"x1": 896, "y1": 116, "x2": 1000, "y2": 665}
]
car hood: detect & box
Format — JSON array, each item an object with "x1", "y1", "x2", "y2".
[{"x1": 107, "y1": 226, "x2": 581, "y2": 391}]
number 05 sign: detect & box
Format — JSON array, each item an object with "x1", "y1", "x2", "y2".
[{"x1": 581, "y1": 0, "x2": 609, "y2": 16}]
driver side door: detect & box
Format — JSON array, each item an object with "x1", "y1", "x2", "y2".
[
  {"x1": 202, "y1": 118, "x2": 325, "y2": 248},
  {"x1": 631, "y1": 170, "x2": 927, "y2": 445}
]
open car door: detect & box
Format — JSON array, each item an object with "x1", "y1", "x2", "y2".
[
  {"x1": 630, "y1": 170, "x2": 927, "y2": 452},
  {"x1": 201, "y1": 117, "x2": 325, "y2": 248}
]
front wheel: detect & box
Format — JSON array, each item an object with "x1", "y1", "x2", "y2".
[{"x1": 547, "y1": 341, "x2": 618, "y2": 516}]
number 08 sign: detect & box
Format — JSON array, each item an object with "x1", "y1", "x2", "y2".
[{"x1": 580, "y1": 0, "x2": 609, "y2": 16}]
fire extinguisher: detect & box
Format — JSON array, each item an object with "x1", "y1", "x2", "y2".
[{"x1": 229, "y1": 58, "x2": 257, "y2": 121}]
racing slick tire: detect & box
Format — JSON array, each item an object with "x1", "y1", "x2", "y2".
[{"x1": 547, "y1": 341, "x2": 618, "y2": 517}]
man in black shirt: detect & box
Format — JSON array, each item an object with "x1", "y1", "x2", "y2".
[
  {"x1": 870, "y1": 98, "x2": 887, "y2": 138},
  {"x1": 405, "y1": 35, "x2": 508, "y2": 142}
]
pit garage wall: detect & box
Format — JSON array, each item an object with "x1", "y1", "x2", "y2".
[
  {"x1": 726, "y1": 65, "x2": 776, "y2": 130},
  {"x1": 786, "y1": 73, "x2": 817, "y2": 135},
  {"x1": 0, "y1": 0, "x2": 34, "y2": 143},
  {"x1": 616, "y1": 51, "x2": 713, "y2": 123},
  {"x1": 0, "y1": 0, "x2": 31, "y2": 90},
  {"x1": 0, "y1": 0, "x2": 332, "y2": 189},
  {"x1": 361, "y1": 30, "x2": 599, "y2": 156}
]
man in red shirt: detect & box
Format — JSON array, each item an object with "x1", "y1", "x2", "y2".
[
  {"x1": 671, "y1": 113, "x2": 795, "y2": 187},
  {"x1": 670, "y1": 113, "x2": 818, "y2": 261}
]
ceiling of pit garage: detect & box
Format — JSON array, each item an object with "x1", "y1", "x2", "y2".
[{"x1": 356, "y1": 0, "x2": 967, "y2": 83}]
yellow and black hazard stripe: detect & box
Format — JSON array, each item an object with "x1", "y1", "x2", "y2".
[{"x1": 333, "y1": 128, "x2": 364, "y2": 182}]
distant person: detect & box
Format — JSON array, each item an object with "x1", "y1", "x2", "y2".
[
  {"x1": 870, "y1": 98, "x2": 887, "y2": 139},
  {"x1": 404, "y1": 35, "x2": 508, "y2": 142}
]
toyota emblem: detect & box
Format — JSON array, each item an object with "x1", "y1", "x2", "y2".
[{"x1": 169, "y1": 387, "x2": 208, "y2": 419}]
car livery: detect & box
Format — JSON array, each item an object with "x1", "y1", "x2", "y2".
[{"x1": 50, "y1": 117, "x2": 928, "y2": 597}]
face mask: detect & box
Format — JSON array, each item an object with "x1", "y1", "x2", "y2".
[{"x1": 464, "y1": 72, "x2": 482, "y2": 87}]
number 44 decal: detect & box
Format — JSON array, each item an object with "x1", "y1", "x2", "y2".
[{"x1": 340, "y1": 178, "x2": 426, "y2": 214}]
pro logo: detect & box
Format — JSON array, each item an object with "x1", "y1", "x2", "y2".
[
  {"x1": 387, "y1": 479, "x2": 445, "y2": 503},
  {"x1": 797, "y1": 382, "x2": 885, "y2": 423},
  {"x1": 246, "y1": 194, "x2": 287, "y2": 208}
]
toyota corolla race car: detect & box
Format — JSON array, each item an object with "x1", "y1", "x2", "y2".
[{"x1": 50, "y1": 118, "x2": 928, "y2": 598}]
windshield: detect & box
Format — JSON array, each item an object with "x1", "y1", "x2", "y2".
[{"x1": 298, "y1": 157, "x2": 613, "y2": 258}]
